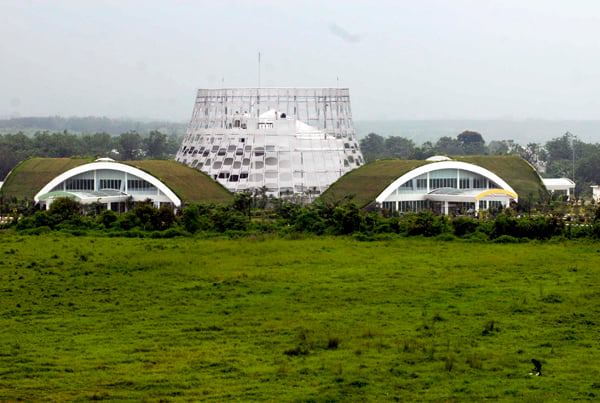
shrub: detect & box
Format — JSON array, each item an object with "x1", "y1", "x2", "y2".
[
  {"x1": 451, "y1": 217, "x2": 479, "y2": 237},
  {"x1": 182, "y1": 204, "x2": 201, "y2": 233},
  {"x1": 19, "y1": 226, "x2": 52, "y2": 235},
  {"x1": 116, "y1": 212, "x2": 139, "y2": 230},
  {"x1": 492, "y1": 235, "x2": 520, "y2": 244},
  {"x1": 97, "y1": 209, "x2": 118, "y2": 229},
  {"x1": 47, "y1": 197, "x2": 83, "y2": 222}
]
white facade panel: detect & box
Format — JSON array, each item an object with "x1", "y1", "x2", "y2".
[{"x1": 176, "y1": 88, "x2": 364, "y2": 197}]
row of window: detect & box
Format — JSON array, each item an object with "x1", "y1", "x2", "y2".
[
  {"x1": 383, "y1": 199, "x2": 506, "y2": 213},
  {"x1": 128, "y1": 180, "x2": 156, "y2": 192},
  {"x1": 430, "y1": 178, "x2": 458, "y2": 190},
  {"x1": 60, "y1": 178, "x2": 155, "y2": 193},
  {"x1": 99, "y1": 179, "x2": 122, "y2": 190},
  {"x1": 398, "y1": 176, "x2": 497, "y2": 192},
  {"x1": 65, "y1": 178, "x2": 94, "y2": 191},
  {"x1": 479, "y1": 200, "x2": 504, "y2": 210},
  {"x1": 382, "y1": 200, "x2": 429, "y2": 213}
]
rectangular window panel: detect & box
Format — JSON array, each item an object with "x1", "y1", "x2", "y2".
[
  {"x1": 65, "y1": 179, "x2": 94, "y2": 191},
  {"x1": 127, "y1": 179, "x2": 157, "y2": 193},
  {"x1": 99, "y1": 179, "x2": 122, "y2": 190}
]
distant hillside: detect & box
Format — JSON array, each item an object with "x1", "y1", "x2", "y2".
[
  {"x1": 354, "y1": 119, "x2": 600, "y2": 144},
  {"x1": 0, "y1": 116, "x2": 188, "y2": 136}
]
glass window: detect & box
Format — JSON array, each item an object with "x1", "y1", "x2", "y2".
[
  {"x1": 99, "y1": 179, "x2": 122, "y2": 190},
  {"x1": 489, "y1": 200, "x2": 504, "y2": 209},
  {"x1": 65, "y1": 178, "x2": 94, "y2": 191},
  {"x1": 473, "y1": 178, "x2": 485, "y2": 188},
  {"x1": 127, "y1": 179, "x2": 156, "y2": 193}
]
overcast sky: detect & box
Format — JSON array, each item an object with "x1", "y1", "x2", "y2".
[{"x1": 3, "y1": 0, "x2": 600, "y2": 122}]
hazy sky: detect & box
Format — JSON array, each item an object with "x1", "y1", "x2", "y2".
[{"x1": 3, "y1": 0, "x2": 600, "y2": 122}]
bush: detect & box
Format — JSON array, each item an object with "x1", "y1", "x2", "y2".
[
  {"x1": 97, "y1": 210, "x2": 118, "y2": 229},
  {"x1": 451, "y1": 217, "x2": 479, "y2": 237},
  {"x1": 19, "y1": 226, "x2": 52, "y2": 235},
  {"x1": 492, "y1": 235, "x2": 520, "y2": 244},
  {"x1": 115, "y1": 212, "x2": 139, "y2": 230},
  {"x1": 182, "y1": 204, "x2": 202, "y2": 233},
  {"x1": 150, "y1": 227, "x2": 189, "y2": 238},
  {"x1": 47, "y1": 197, "x2": 83, "y2": 222},
  {"x1": 406, "y1": 211, "x2": 449, "y2": 237}
]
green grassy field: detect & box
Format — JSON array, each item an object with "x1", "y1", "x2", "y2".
[{"x1": 1, "y1": 232, "x2": 599, "y2": 402}]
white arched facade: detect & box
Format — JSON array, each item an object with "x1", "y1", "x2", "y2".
[
  {"x1": 376, "y1": 161, "x2": 517, "y2": 215},
  {"x1": 35, "y1": 160, "x2": 181, "y2": 211}
]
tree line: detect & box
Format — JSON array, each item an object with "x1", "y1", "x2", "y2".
[
  {"x1": 0, "y1": 116, "x2": 186, "y2": 136},
  {"x1": 360, "y1": 131, "x2": 600, "y2": 198},
  {"x1": 0, "y1": 130, "x2": 183, "y2": 179},
  {"x1": 5, "y1": 195, "x2": 600, "y2": 242}
]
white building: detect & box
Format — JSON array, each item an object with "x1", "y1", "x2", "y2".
[
  {"x1": 375, "y1": 159, "x2": 518, "y2": 215},
  {"x1": 542, "y1": 178, "x2": 576, "y2": 200},
  {"x1": 592, "y1": 185, "x2": 600, "y2": 203},
  {"x1": 35, "y1": 159, "x2": 181, "y2": 211},
  {"x1": 176, "y1": 88, "x2": 364, "y2": 198}
]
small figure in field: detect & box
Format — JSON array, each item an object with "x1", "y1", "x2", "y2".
[{"x1": 531, "y1": 359, "x2": 542, "y2": 376}]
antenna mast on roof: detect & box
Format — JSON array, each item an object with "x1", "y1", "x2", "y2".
[{"x1": 258, "y1": 52, "x2": 261, "y2": 89}]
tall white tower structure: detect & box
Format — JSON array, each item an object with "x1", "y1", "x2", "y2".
[{"x1": 176, "y1": 88, "x2": 364, "y2": 198}]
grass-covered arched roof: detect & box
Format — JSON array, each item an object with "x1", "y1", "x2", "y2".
[
  {"x1": 0, "y1": 157, "x2": 233, "y2": 205},
  {"x1": 320, "y1": 155, "x2": 547, "y2": 208},
  {"x1": 319, "y1": 160, "x2": 431, "y2": 208}
]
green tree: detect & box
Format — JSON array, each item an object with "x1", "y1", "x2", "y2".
[
  {"x1": 167, "y1": 133, "x2": 183, "y2": 156},
  {"x1": 385, "y1": 136, "x2": 415, "y2": 159},
  {"x1": 156, "y1": 204, "x2": 175, "y2": 230},
  {"x1": 435, "y1": 136, "x2": 463, "y2": 155},
  {"x1": 132, "y1": 201, "x2": 158, "y2": 230},
  {"x1": 545, "y1": 133, "x2": 572, "y2": 162},
  {"x1": 359, "y1": 133, "x2": 386, "y2": 162},
  {"x1": 488, "y1": 140, "x2": 509, "y2": 155},
  {"x1": 118, "y1": 131, "x2": 142, "y2": 160},
  {"x1": 411, "y1": 141, "x2": 435, "y2": 160},
  {"x1": 97, "y1": 209, "x2": 118, "y2": 229},
  {"x1": 82, "y1": 132, "x2": 115, "y2": 157},
  {"x1": 47, "y1": 197, "x2": 83, "y2": 222},
  {"x1": 182, "y1": 204, "x2": 201, "y2": 233},
  {"x1": 233, "y1": 191, "x2": 253, "y2": 222},
  {"x1": 457, "y1": 131, "x2": 485, "y2": 155},
  {"x1": 145, "y1": 130, "x2": 168, "y2": 159}
]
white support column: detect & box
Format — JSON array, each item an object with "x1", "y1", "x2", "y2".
[{"x1": 443, "y1": 201, "x2": 449, "y2": 215}]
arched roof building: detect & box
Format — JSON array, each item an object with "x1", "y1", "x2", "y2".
[
  {"x1": 320, "y1": 155, "x2": 548, "y2": 214},
  {"x1": 0, "y1": 158, "x2": 234, "y2": 210},
  {"x1": 35, "y1": 160, "x2": 182, "y2": 210}
]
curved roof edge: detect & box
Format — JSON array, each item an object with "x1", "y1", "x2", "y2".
[
  {"x1": 123, "y1": 160, "x2": 234, "y2": 205},
  {"x1": 1, "y1": 158, "x2": 235, "y2": 205},
  {"x1": 375, "y1": 161, "x2": 517, "y2": 203},
  {"x1": 34, "y1": 161, "x2": 182, "y2": 207},
  {"x1": 318, "y1": 159, "x2": 431, "y2": 208}
]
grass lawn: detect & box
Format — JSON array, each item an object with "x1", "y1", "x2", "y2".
[{"x1": 1, "y1": 232, "x2": 599, "y2": 401}]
